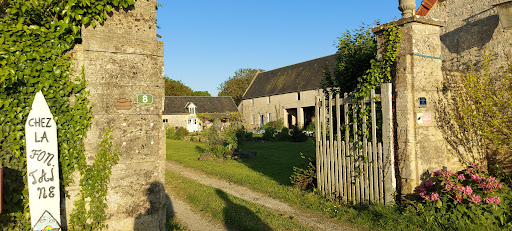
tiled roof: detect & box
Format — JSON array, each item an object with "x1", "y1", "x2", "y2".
[
  {"x1": 242, "y1": 54, "x2": 337, "y2": 99},
  {"x1": 416, "y1": 0, "x2": 438, "y2": 16},
  {"x1": 163, "y1": 96, "x2": 238, "y2": 115}
]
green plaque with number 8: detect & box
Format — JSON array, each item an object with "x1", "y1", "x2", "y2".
[{"x1": 137, "y1": 94, "x2": 153, "y2": 104}]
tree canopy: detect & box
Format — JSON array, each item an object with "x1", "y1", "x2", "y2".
[
  {"x1": 322, "y1": 24, "x2": 377, "y2": 94},
  {"x1": 191, "y1": 91, "x2": 211, "y2": 96},
  {"x1": 218, "y1": 68, "x2": 263, "y2": 105},
  {"x1": 164, "y1": 77, "x2": 210, "y2": 96}
]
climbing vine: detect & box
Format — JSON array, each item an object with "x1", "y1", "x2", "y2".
[
  {"x1": 323, "y1": 23, "x2": 400, "y2": 102},
  {"x1": 322, "y1": 23, "x2": 400, "y2": 150},
  {"x1": 0, "y1": 0, "x2": 134, "y2": 229},
  {"x1": 69, "y1": 129, "x2": 120, "y2": 231},
  {"x1": 352, "y1": 24, "x2": 400, "y2": 101}
]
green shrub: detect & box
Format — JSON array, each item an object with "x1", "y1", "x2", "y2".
[
  {"x1": 236, "y1": 128, "x2": 253, "y2": 143},
  {"x1": 290, "y1": 153, "x2": 316, "y2": 190},
  {"x1": 304, "y1": 122, "x2": 315, "y2": 132},
  {"x1": 414, "y1": 163, "x2": 512, "y2": 229},
  {"x1": 175, "y1": 127, "x2": 189, "y2": 140},
  {"x1": 222, "y1": 125, "x2": 239, "y2": 150},
  {"x1": 290, "y1": 126, "x2": 308, "y2": 142},
  {"x1": 213, "y1": 145, "x2": 232, "y2": 158},
  {"x1": 261, "y1": 119, "x2": 284, "y2": 131},
  {"x1": 166, "y1": 127, "x2": 189, "y2": 140},
  {"x1": 203, "y1": 127, "x2": 222, "y2": 147},
  {"x1": 275, "y1": 127, "x2": 291, "y2": 141},
  {"x1": 166, "y1": 127, "x2": 175, "y2": 139},
  {"x1": 263, "y1": 126, "x2": 276, "y2": 141}
]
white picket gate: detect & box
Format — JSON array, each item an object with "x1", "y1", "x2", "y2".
[{"x1": 315, "y1": 83, "x2": 396, "y2": 204}]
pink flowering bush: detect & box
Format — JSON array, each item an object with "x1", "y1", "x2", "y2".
[{"x1": 415, "y1": 164, "x2": 512, "y2": 228}]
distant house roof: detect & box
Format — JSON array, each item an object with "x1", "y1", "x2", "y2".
[
  {"x1": 163, "y1": 96, "x2": 238, "y2": 115},
  {"x1": 242, "y1": 54, "x2": 336, "y2": 99}
]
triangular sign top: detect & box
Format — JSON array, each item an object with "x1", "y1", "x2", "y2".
[{"x1": 29, "y1": 91, "x2": 52, "y2": 117}]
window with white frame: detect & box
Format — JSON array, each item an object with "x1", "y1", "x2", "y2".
[
  {"x1": 163, "y1": 119, "x2": 168, "y2": 123},
  {"x1": 268, "y1": 113, "x2": 271, "y2": 122},
  {"x1": 187, "y1": 102, "x2": 196, "y2": 114}
]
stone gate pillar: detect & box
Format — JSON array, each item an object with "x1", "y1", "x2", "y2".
[
  {"x1": 68, "y1": 0, "x2": 165, "y2": 230},
  {"x1": 374, "y1": 16, "x2": 461, "y2": 194}
]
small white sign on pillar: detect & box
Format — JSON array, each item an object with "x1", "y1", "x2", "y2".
[{"x1": 25, "y1": 91, "x2": 61, "y2": 230}]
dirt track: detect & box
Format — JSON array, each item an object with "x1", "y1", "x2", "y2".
[{"x1": 165, "y1": 160, "x2": 362, "y2": 231}]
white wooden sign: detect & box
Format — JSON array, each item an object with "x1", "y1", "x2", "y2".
[{"x1": 25, "y1": 91, "x2": 61, "y2": 230}]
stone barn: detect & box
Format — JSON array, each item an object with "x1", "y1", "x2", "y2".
[{"x1": 239, "y1": 54, "x2": 336, "y2": 130}]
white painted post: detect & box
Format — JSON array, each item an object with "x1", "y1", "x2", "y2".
[
  {"x1": 25, "y1": 91, "x2": 61, "y2": 230},
  {"x1": 381, "y1": 83, "x2": 396, "y2": 204},
  {"x1": 315, "y1": 96, "x2": 321, "y2": 192}
]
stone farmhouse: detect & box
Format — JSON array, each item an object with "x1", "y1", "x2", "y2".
[
  {"x1": 239, "y1": 54, "x2": 336, "y2": 130},
  {"x1": 163, "y1": 96, "x2": 239, "y2": 132}
]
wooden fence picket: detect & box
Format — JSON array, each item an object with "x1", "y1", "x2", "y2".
[{"x1": 315, "y1": 83, "x2": 395, "y2": 204}]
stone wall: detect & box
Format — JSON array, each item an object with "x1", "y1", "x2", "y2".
[
  {"x1": 374, "y1": 16, "x2": 462, "y2": 194},
  {"x1": 163, "y1": 114, "x2": 193, "y2": 130},
  {"x1": 239, "y1": 89, "x2": 318, "y2": 130},
  {"x1": 428, "y1": 0, "x2": 512, "y2": 71},
  {"x1": 428, "y1": 0, "x2": 512, "y2": 170},
  {"x1": 67, "y1": 0, "x2": 166, "y2": 230}
]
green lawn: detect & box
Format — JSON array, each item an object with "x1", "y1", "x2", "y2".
[
  {"x1": 165, "y1": 139, "x2": 325, "y2": 208},
  {"x1": 165, "y1": 139, "x2": 459, "y2": 231},
  {"x1": 236, "y1": 140, "x2": 316, "y2": 185}
]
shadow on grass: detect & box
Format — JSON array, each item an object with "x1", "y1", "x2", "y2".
[
  {"x1": 237, "y1": 140, "x2": 316, "y2": 186},
  {"x1": 195, "y1": 145, "x2": 207, "y2": 153},
  {"x1": 216, "y1": 189, "x2": 271, "y2": 231}
]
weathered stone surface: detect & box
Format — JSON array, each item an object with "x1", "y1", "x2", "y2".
[
  {"x1": 66, "y1": 0, "x2": 165, "y2": 230},
  {"x1": 198, "y1": 152, "x2": 215, "y2": 161},
  {"x1": 87, "y1": 84, "x2": 164, "y2": 115},
  {"x1": 81, "y1": 2, "x2": 157, "y2": 40},
  {"x1": 83, "y1": 51, "x2": 164, "y2": 85},
  {"x1": 429, "y1": 1, "x2": 512, "y2": 71},
  {"x1": 83, "y1": 32, "x2": 164, "y2": 56},
  {"x1": 107, "y1": 162, "x2": 165, "y2": 216},
  {"x1": 377, "y1": 16, "x2": 461, "y2": 194}
]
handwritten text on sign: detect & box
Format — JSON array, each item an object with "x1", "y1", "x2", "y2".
[{"x1": 26, "y1": 91, "x2": 61, "y2": 229}]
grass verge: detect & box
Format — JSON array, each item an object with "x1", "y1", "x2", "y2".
[
  {"x1": 166, "y1": 139, "x2": 483, "y2": 230},
  {"x1": 165, "y1": 170, "x2": 310, "y2": 231},
  {"x1": 166, "y1": 212, "x2": 186, "y2": 231}
]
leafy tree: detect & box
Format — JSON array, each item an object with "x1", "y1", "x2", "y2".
[
  {"x1": 322, "y1": 23, "x2": 377, "y2": 94},
  {"x1": 192, "y1": 91, "x2": 211, "y2": 96},
  {"x1": 164, "y1": 77, "x2": 193, "y2": 96},
  {"x1": 164, "y1": 76, "x2": 210, "y2": 96},
  {"x1": 218, "y1": 68, "x2": 263, "y2": 105}
]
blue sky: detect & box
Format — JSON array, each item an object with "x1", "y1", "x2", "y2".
[{"x1": 156, "y1": 0, "x2": 423, "y2": 96}]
